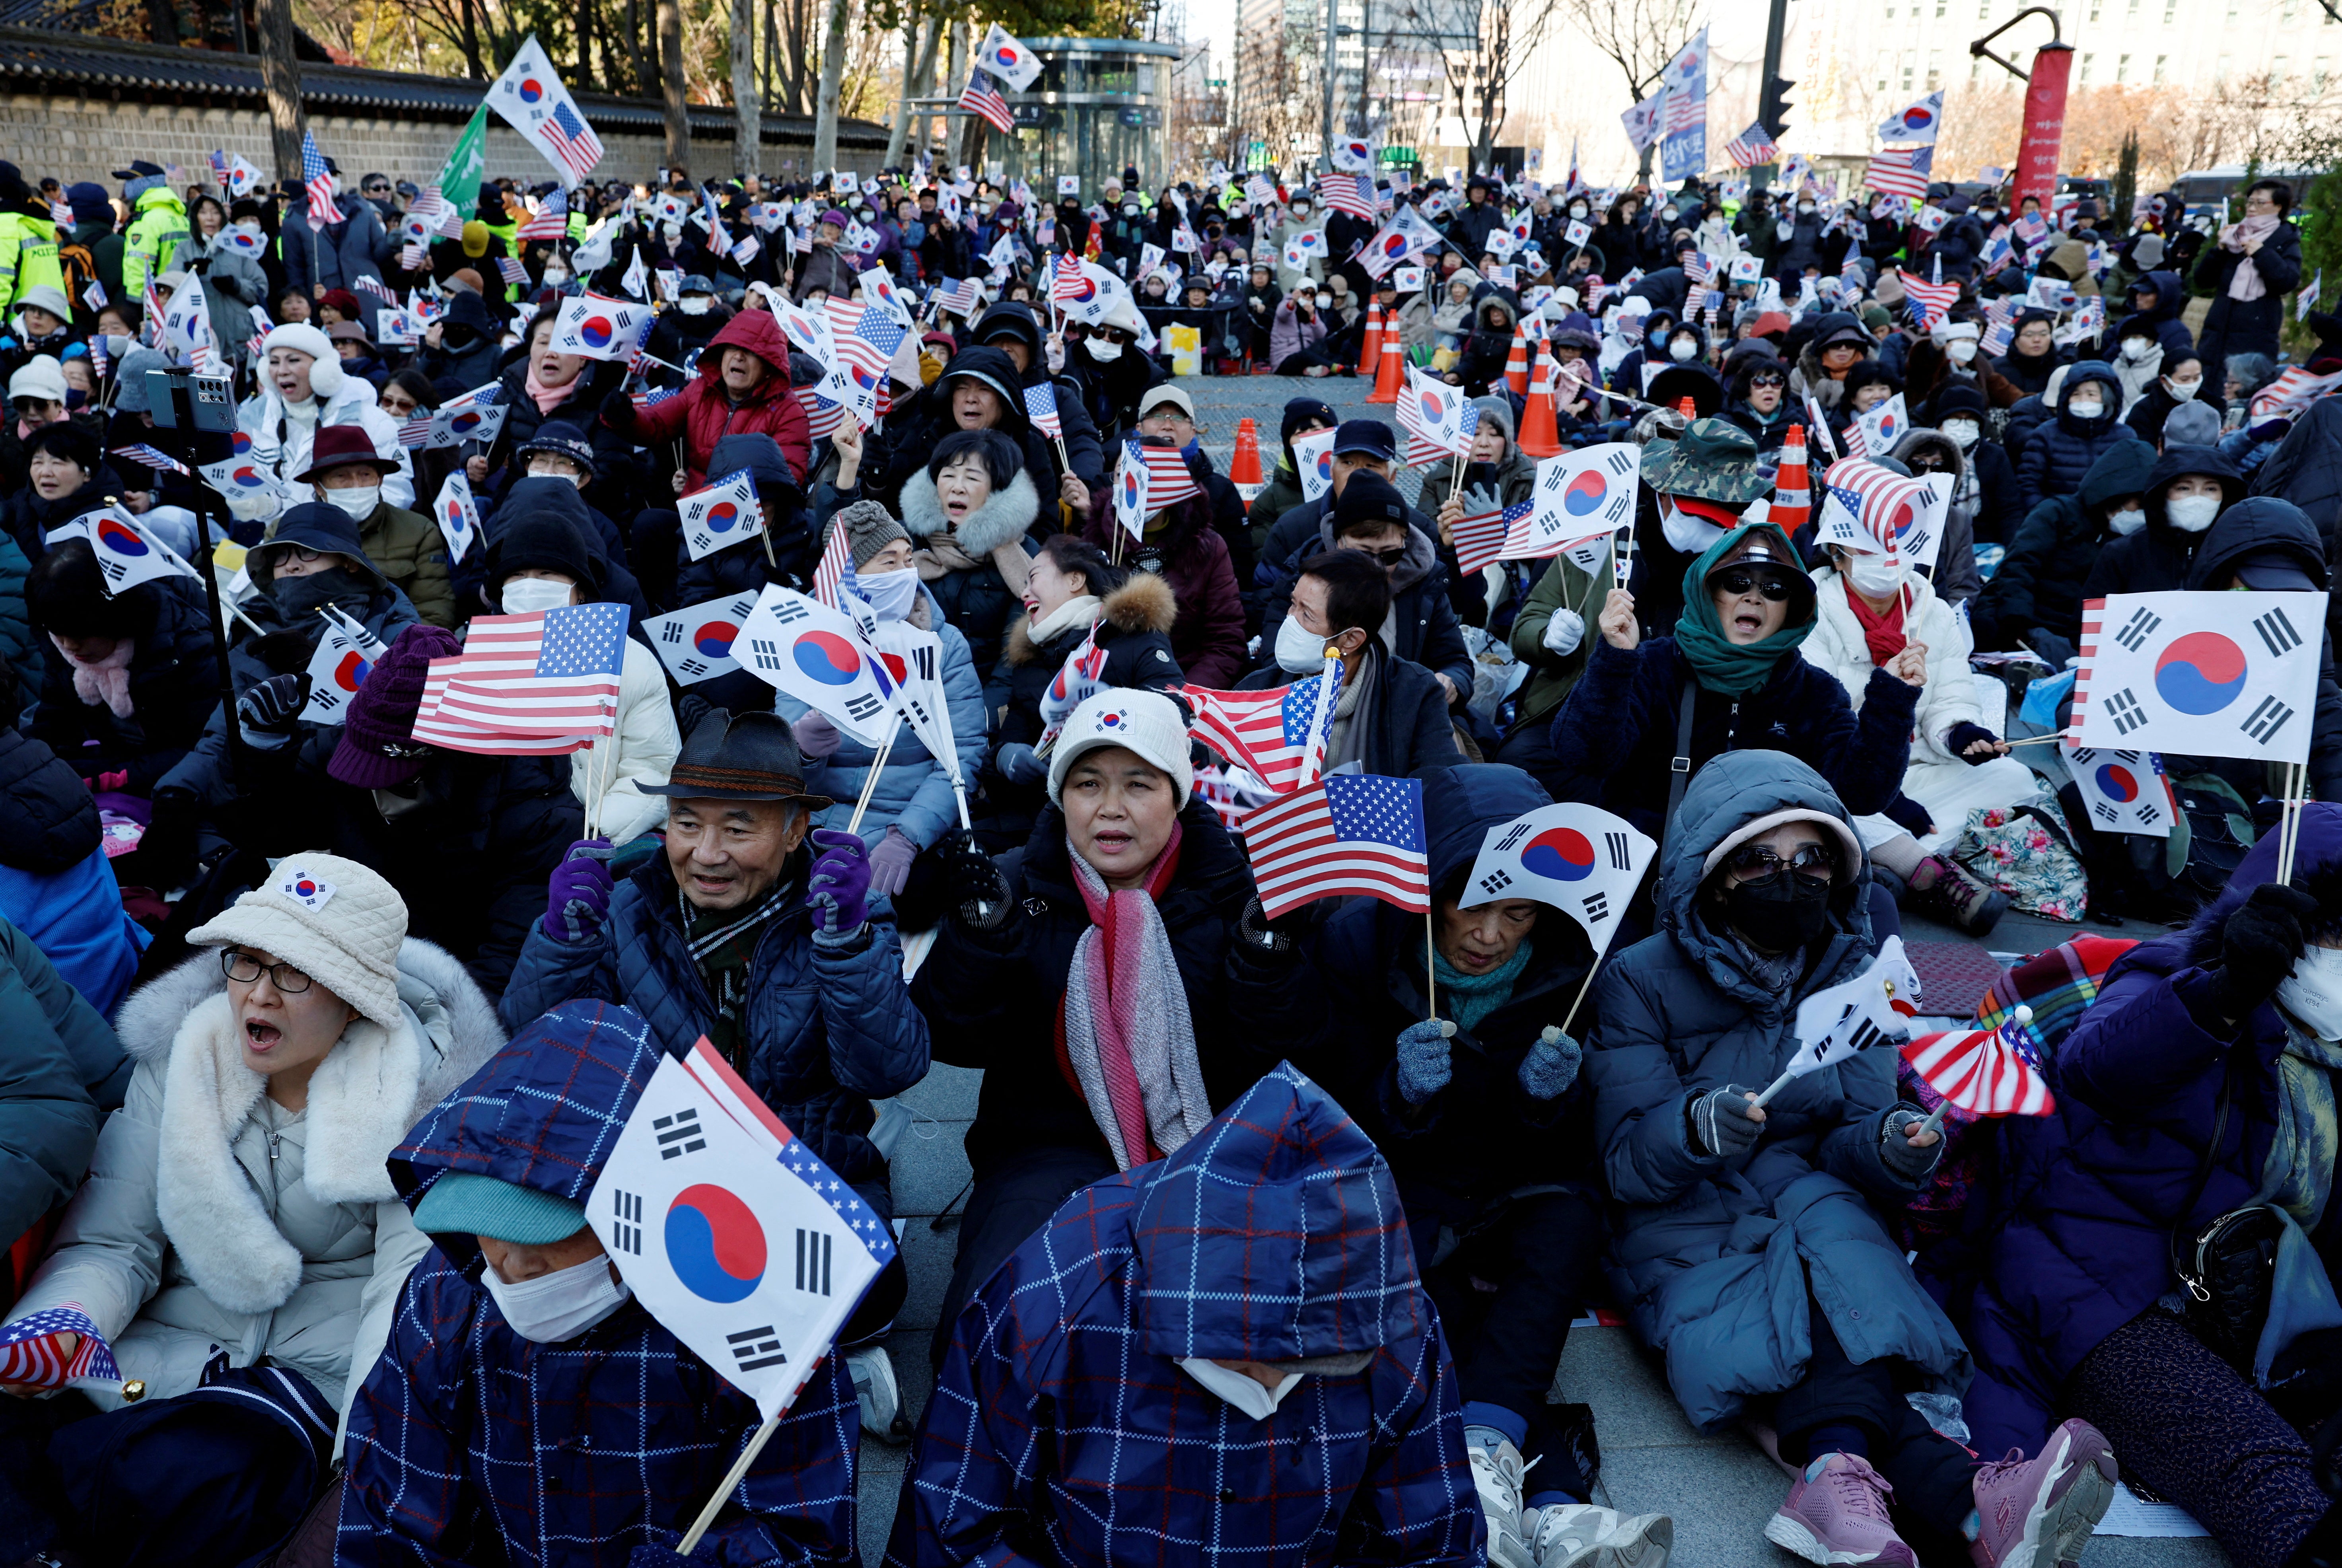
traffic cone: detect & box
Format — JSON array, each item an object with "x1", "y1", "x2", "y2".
[
  {"x1": 1355, "y1": 302, "x2": 1384, "y2": 377},
  {"x1": 1677, "y1": 396, "x2": 1698, "y2": 421},
  {"x1": 1366, "y1": 322, "x2": 1404, "y2": 403},
  {"x1": 1229, "y1": 417, "x2": 1267, "y2": 512},
  {"x1": 1772, "y1": 424, "x2": 1811, "y2": 532},
  {"x1": 1504, "y1": 324, "x2": 1530, "y2": 397},
  {"x1": 1516, "y1": 343, "x2": 1562, "y2": 458}
]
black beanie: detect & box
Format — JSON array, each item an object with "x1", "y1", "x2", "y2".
[
  {"x1": 1333, "y1": 470, "x2": 1408, "y2": 535},
  {"x1": 27, "y1": 537, "x2": 147, "y2": 638},
  {"x1": 485, "y1": 506, "x2": 601, "y2": 594},
  {"x1": 1280, "y1": 397, "x2": 1338, "y2": 454}
]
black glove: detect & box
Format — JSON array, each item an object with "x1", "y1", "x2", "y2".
[
  {"x1": 1944, "y1": 721, "x2": 2001, "y2": 765},
  {"x1": 935, "y1": 829, "x2": 1011, "y2": 931},
  {"x1": 1688, "y1": 1084, "x2": 1764, "y2": 1159},
  {"x1": 236, "y1": 672, "x2": 309, "y2": 734},
  {"x1": 1881, "y1": 1108, "x2": 1945, "y2": 1181},
  {"x1": 2215, "y1": 883, "x2": 2319, "y2": 1021},
  {"x1": 600, "y1": 386, "x2": 640, "y2": 433},
  {"x1": 1882, "y1": 792, "x2": 1935, "y2": 838},
  {"x1": 1235, "y1": 895, "x2": 1299, "y2": 954},
  {"x1": 137, "y1": 788, "x2": 201, "y2": 890}
]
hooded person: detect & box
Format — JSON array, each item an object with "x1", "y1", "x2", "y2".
[
  {"x1": 1548, "y1": 521, "x2": 1923, "y2": 850},
  {"x1": 24, "y1": 535, "x2": 217, "y2": 798},
  {"x1": 1971, "y1": 438, "x2": 2158, "y2": 662},
  {"x1": 1454, "y1": 292, "x2": 1523, "y2": 398},
  {"x1": 868, "y1": 345, "x2": 1077, "y2": 522},
  {"x1": 1789, "y1": 311, "x2": 1877, "y2": 415},
  {"x1": 415, "y1": 287, "x2": 502, "y2": 395},
  {"x1": 2122, "y1": 346, "x2": 2212, "y2": 448},
  {"x1": 2116, "y1": 268, "x2": 2197, "y2": 360},
  {"x1": 602, "y1": 306, "x2": 811, "y2": 494},
  {"x1": 666, "y1": 429, "x2": 815, "y2": 613},
  {"x1": 969, "y1": 300, "x2": 1107, "y2": 494},
  {"x1": 1955, "y1": 819, "x2": 2342, "y2": 1568},
  {"x1": 2016, "y1": 360, "x2": 2148, "y2": 516},
  {"x1": 872, "y1": 425, "x2": 1042, "y2": 675},
  {"x1": 1902, "y1": 318, "x2": 2023, "y2": 416},
  {"x1": 2081, "y1": 442, "x2": 2249, "y2": 602},
  {"x1": 1992, "y1": 309, "x2": 2067, "y2": 400},
  {"x1": 337, "y1": 1000, "x2": 861, "y2": 1568},
  {"x1": 1075, "y1": 437, "x2": 1249, "y2": 688},
  {"x1": 910, "y1": 689, "x2": 1332, "y2": 1364},
  {"x1": 1584, "y1": 751, "x2": 2119, "y2": 1568},
  {"x1": 885, "y1": 1064, "x2": 1482, "y2": 1568},
  {"x1": 114, "y1": 165, "x2": 186, "y2": 301},
  {"x1": 284, "y1": 421, "x2": 455, "y2": 626},
  {"x1": 1881, "y1": 434, "x2": 1984, "y2": 605},
  {"x1": 1923, "y1": 380, "x2": 2024, "y2": 546},
  {"x1": 1310, "y1": 763, "x2": 1672, "y2": 1568},
  {"x1": 0, "y1": 856, "x2": 502, "y2": 1563},
  {"x1": 234, "y1": 323, "x2": 416, "y2": 525}
]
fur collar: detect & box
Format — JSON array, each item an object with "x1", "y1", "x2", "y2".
[
  {"x1": 128, "y1": 940, "x2": 504, "y2": 1315},
  {"x1": 900, "y1": 465, "x2": 1042, "y2": 557},
  {"x1": 1005, "y1": 574, "x2": 1179, "y2": 667}
]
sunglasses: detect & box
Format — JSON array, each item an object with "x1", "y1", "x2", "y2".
[
  {"x1": 1712, "y1": 569, "x2": 1798, "y2": 600},
  {"x1": 1350, "y1": 543, "x2": 1409, "y2": 566},
  {"x1": 1749, "y1": 372, "x2": 1786, "y2": 388},
  {"x1": 1724, "y1": 842, "x2": 1836, "y2": 881}
]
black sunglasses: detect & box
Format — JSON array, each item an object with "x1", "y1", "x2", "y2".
[
  {"x1": 1749, "y1": 372, "x2": 1787, "y2": 387},
  {"x1": 1725, "y1": 842, "x2": 1836, "y2": 881},
  {"x1": 1712, "y1": 569, "x2": 1797, "y2": 601}
]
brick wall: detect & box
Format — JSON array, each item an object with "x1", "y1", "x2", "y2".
[{"x1": 2, "y1": 91, "x2": 883, "y2": 189}]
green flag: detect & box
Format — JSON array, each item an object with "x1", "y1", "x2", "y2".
[{"x1": 438, "y1": 103, "x2": 488, "y2": 208}]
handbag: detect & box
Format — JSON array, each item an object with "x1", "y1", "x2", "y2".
[{"x1": 2169, "y1": 1066, "x2": 2284, "y2": 1375}]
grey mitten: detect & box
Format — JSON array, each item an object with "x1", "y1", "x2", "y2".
[
  {"x1": 1881, "y1": 1109, "x2": 1945, "y2": 1180},
  {"x1": 1688, "y1": 1084, "x2": 1764, "y2": 1158},
  {"x1": 995, "y1": 741, "x2": 1047, "y2": 786},
  {"x1": 1395, "y1": 1019, "x2": 1456, "y2": 1105},
  {"x1": 1518, "y1": 1026, "x2": 1581, "y2": 1099}
]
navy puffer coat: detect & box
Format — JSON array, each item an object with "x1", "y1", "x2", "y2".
[{"x1": 2016, "y1": 362, "x2": 2149, "y2": 516}]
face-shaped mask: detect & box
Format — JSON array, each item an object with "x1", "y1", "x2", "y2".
[
  {"x1": 2107, "y1": 504, "x2": 2147, "y2": 537},
  {"x1": 482, "y1": 1251, "x2": 631, "y2": 1344},
  {"x1": 2166, "y1": 492, "x2": 2221, "y2": 532},
  {"x1": 501, "y1": 576, "x2": 575, "y2": 614}
]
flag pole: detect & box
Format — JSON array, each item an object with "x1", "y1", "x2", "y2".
[
  {"x1": 677, "y1": 1410, "x2": 787, "y2": 1554},
  {"x1": 845, "y1": 714, "x2": 902, "y2": 834},
  {"x1": 1556, "y1": 961, "x2": 1602, "y2": 1037},
  {"x1": 1749, "y1": 1067, "x2": 1797, "y2": 1108}
]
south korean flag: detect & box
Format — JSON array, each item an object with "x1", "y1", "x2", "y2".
[
  {"x1": 2063, "y1": 742, "x2": 2174, "y2": 838},
  {"x1": 1784, "y1": 935, "x2": 1922, "y2": 1079},
  {"x1": 1461, "y1": 801, "x2": 1655, "y2": 957},
  {"x1": 1504, "y1": 443, "x2": 1639, "y2": 561},
  {"x1": 679, "y1": 473, "x2": 766, "y2": 562},
  {"x1": 644, "y1": 593, "x2": 760, "y2": 686},
  {"x1": 2074, "y1": 591, "x2": 2329, "y2": 768}
]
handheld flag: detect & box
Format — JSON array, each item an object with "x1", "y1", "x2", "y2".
[
  {"x1": 1179, "y1": 677, "x2": 1337, "y2": 795},
  {"x1": 1879, "y1": 91, "x2": 1945, "y2": 145},
  {"x1": 2074, "y1": 591, "x2": 2329, "y2": 766},
  {"x1": 2064, "y1": 742, "x2": 2173, "y2": 837},
  {"x1": 1506, "y1": 444, "x2": 1640, "y2": 561},
  {"x1": 76, "y1": 509, "x2": 196, "y2": 595},
  {"x1": 430, "y1": 471, "x2": 482, "y2": 562},
  {"x1": 681, "y1": 473, "x2": 768, "y2": 562},
  {"x1": 1291, "y1": 426, "x2": 1338, "y2": 504},
  {"x1": 1461, "y1": 802, "x2": 1655, "y2": 955},
  {"x1": 412, "y1": 604, "x2": 627, "y2": 753},
  {"x1": 1721, "y1": 122, "x2": 1779, "y2": 169},
  {"x1": 1902, "y1": 1012, "x2": 2055, "y2": 1117},
  {"x1": 552, "y1": 293, "x2": 652, "y2": 362},
  {"x1": 0, "y1": 1305, "x2": 124, "y2": 1392},
  {"x1": 957, "y1": 71, "x2": 1015, "y2": 134},
  {"x1": 733, "y1": 584, "x2": 899, "y2": 744},
  {"x1": 300, "y1": 617, "x2": 385, "y2": 722},
  {"x1": 490, "y1": 33, "x2": 605, "y2": 183},
  {"x1": 1780, "y1": 936, "x2": 1922, "y2": 1080},
  {"x1": 301, "y1": 131, "x2": 337, "y2": 228},
  {"x1": 645, "y1": 593, "x2": 762, "y2": 685},
  {"x1": 1245, "y1": 775, "x2": 1429, "y2": 919}
]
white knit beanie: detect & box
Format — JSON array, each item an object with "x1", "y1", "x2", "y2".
[
  {"x1": 188, "y1": 852, "x2": 408, "y2": 1027},
  {"x1": 1047, "y1": 689, "x2": 1194, "y2": 808},
  {"x1": 262, "y1": 322, "x2": 344, "y2": 401}
]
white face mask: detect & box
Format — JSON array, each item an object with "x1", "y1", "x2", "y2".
[
  {"x1": 1661, "y1": 208, "x2": 1679, "y2": 222},
  {"x1": 526, "y1": 461, "x2": 586, "y2": 488},
  {"x1": 542, "y1": 267, "x2": 570, "y2": 286},
  {"x1": 1940, "y1": 418, "x2": 1981, "y2": 449},
  {"x1": 1841, "y1": 549, "x2": 1906, "y2": 598},
  {"x1": 1087, "y1": 337, "x2": 1124, "y2": 362},
  {"x1": 854, "y1": 566, "x2": 921, "y2": 622},
  {"x1": 325, "y1": 484, "x2": 379, "y2": 518},
  {"x1": 661, "y1": 221, "x2": 683, "y2": 241},
  {"x1": 1291, "y1": 205, "x2": 1310, "y2": 219},
  {"x1": 1669, "y1": 338, "x2": 1698, "y2": 362},
  {"x1": 2166, "y1": 492, "x2": 2221, "y2": 533},
  {"x1": 1176, "y1": 1357, "x2": 1304, "y2": 1420},
  {"x1": 1276, "y1": 612, "x2": 1344, "y2": 674},
  {"x1": 1570, "y1": 205, "x2": 1588, "y2": 219},
  {"x1": 1947, "y1": 339, "x2": 1978, "y2": 364},
  {"x1": 2277, "y1": 944, "x2": 2342, "y2": 1039},
  {"x1": 2120, "y1": 338, "x2": 2151, "y2": 361},
  {"x1": 502, "y1": 576, "x2": 576, "y2": 613},
  {"x1": 680, "y1": 296, "x2": 712, "y2": 315},
  {"x1": 2107, "y1": 504, "x2": 2147, "y2": 537},
  {"x1": 2066, "y1": 397, "x2": 2105, "y2": 421},
  {"x1": 483, "y1": 1251, "x2": 630, "y2": 1344},
  {"x1": 1660, "y1": 501, "x2": 1728, "y2": 556},
  {"x1": 2167, "y1": 377, "x2": 2202, "y2": 401},
  {"x1": 1316, "y1": 293, "x2": 1334, "y2": 309},
  {"x1": 1798, "y1": 202, "x2": 1815, "y2": 215}
]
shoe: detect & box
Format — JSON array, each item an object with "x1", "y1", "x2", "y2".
[
  {"x1": 1967, "y1": 1418, "x2": 2117, "y2": 1568},
  {"x1": 1763, "y1": 1452, "x2": 1918, "y2": 1567},
  {"x1": 1466, "y1": 1426, "x2": 1538, "y2": 1568},
  {"x1": 1908, "y1": 854, "x2": 2012, "y2": 937},
  {"x1": 845, "y1": 1343, "x2": 911, "y2": 1443},
  {"x1": 1532, "y1": 1503, "x2": 1674, "y2": 1567}
]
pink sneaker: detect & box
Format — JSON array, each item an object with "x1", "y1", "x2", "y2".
[
  {"x1": 1763, "y1": 1452, "x2": 1920, "y2": 1567},
  {"x1": 1967, "y1": 1418, "x2": 2118, "y2": 1568}
]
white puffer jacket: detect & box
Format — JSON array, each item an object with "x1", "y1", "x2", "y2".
[
  {"x1": 4, "y1": 940, "x2": 501, "y2": 1447},
  {"x1": 232, "y1": 374, "x2": 415, "y2": 523}
]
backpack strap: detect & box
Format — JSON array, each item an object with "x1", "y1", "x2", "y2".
[{"x1": 1658, "y1": 676, "x2": 1698, "y2": 866}]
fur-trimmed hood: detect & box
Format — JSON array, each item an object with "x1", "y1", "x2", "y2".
[
  {"x1": 900, "y1": 464, "x2": 1042, "y2": 556},
  {"x1": 115, "y1": 938, "x2": 503, "y2": 1315},
  {"x1": 1005, "y1": 572, "x2": 1178, "y2": 666}
]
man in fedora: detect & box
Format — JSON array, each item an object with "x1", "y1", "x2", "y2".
[
  {"x1": 501, "y1": 706, "x2": 926, "y2": 1350},
  {"x1": 286, "y1": 423, "x2": 455, "y2": 626}
]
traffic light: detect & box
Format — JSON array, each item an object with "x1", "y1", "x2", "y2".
[{"x1": 1761, "y1": 73, "x2": 1796, "y2": 139}]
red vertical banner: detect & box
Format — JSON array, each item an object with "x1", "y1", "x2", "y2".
[{"x1": 2013, "y1": 44, "x2": 2075, "y2": 210}]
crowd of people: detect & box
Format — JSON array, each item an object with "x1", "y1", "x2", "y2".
[{"x1": 0, "y1": 144, "x2": 2334, "y2": 1568}]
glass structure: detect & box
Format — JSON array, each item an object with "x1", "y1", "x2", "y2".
[{"x1": 994, "y1": 37, "x2": 1183, "y2": 197}]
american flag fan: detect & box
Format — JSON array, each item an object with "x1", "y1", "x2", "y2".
[
  {"x1": 301, "y1": 131, "x2": 338, "y2": 227},
  {"x1": 1901, "y1": 1009, "x2": 2055, "y2": 1117},
  {"x1": 518, "y1": 187, "x2": 568, "y2": 240},
  {"x1": 1319, "y1": 172, "x2": 1378, "y2": 221},
  {"x1": 1865, "y1": 144, "x2": 1933, "y2": 202},
  {"x1": 411, "y1": 603, "x2": 628, "y2": 755},
  {"x1": 1245, "y1": 774, "x2": 1430, "y2": 919},
  {"x1": 1721, "y1": 122, "x2": 1779, "y2": 169},
  {"x1": 957, "y1": 71, "x2": 1015, "y2": 134},
  {"x1": 819, "y1": 300, "x2": 907, "y2": 422},
  {"x1": 1180, "y1": 674, "x2": 1337, "y2": 794},
  {"x1": 0, "y1": 1304, "x2": 123, "y2": 1391},
  {"x1": 1897, "y1": 268, "x2": 1960, "y2": 332},
  {"x1": 1023, "y1": 381, "x2": 1063, "y2": 438}
]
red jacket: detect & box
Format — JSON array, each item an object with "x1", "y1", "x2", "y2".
[
  {"x1": 1079, "y1": 488, "x2": 1249, "y2": 688},
  {"x1": 620, "y1": 310, "x2": 811, "y2": 488}
]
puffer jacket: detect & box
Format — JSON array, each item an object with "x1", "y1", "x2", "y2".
[
  {"x1": 2016, "y1": 362, "x2": 2147, "y2": 516},
  {"x1": 1972, "y1": 439, "x2": 2158, "y2": 652},
  {"x1": 2, "y1": 941, "x2": 502, "y2": 1440},
  {"x1": 0, "y1": 724, "x2": 101, "y2": 878},
  {"x1": 1585, "y1": 750, "x2": 1972, "y2": 1432},
  {"x1": 885, "y1": 1064, "x2": 1481, "y2": 1568},
  {"x1": 0, "y1": 724, "x2": 142, "y2": 1015},
  {"x1": 900, "y1": 462, "x2": 1043, "y2": 675},
  {"x1": 497, "y1": 848, "x2": 931, "y2": 1207},
  {"x1": 0, "y1": 917, "x2": 119, "y2": 1257},
  {"x1": 910, "y1": 798, "x2": 1329, "y2": 1177},
  {"x1": 609, "y1": 309, "x2": 813, "y2": 490},
  {"x1": 1962, "y1": 811, "x2": 2342, "y2": 1455},
  {"x1": 0, "y1": 526, "x2": 41, "y2": 700},
  {"x1": 27, "y1": 575, "x2": 217, "y2": 795},
  {"x1": 2079, "y1": 443, "x2": 2248, "y2": 602},
  {"x1": 2195, "y1": 217, "x2": 2303, "y2": 365}
]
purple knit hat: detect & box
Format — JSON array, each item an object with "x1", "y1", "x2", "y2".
[{"x1": 327, "y1": 623, "x2": 463, "y2": 789}]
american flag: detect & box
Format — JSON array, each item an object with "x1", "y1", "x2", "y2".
[
  {"x1": 1180, "y1": 675, "x2": 1336, "y2": 794},
  {"x1": 301, "y1": 130, "x2": 338, "y2": 228},
  {"x1": 518, "y1": 186, "x2": 568, "y2": 240},
  {"x1": 111, "y1": 443, "x2": 191, "y2": 476},
  {"x1": 1244, "y1": 774, "x2": 1429, "y2": 919},
  {"x1": 1720, "y1": 121, "x2": 1778, "y2": 169},
  {"x1": 1319, "y1": 171, "x2": 1377, "y2": 220},
  {"x1": 497, "y1": 256, "x2": 530, "y2": 286},
  {"x1": 1897, "y1": 268, "x2": 1960, "y2": 332},
  {"x1": 1865, "y1": 144, "x2": 1933, "y2": 202},
  {"x1": 821, "y1": 299, "x2": 907, "y2": 418},
  {"x1": 630, "y1": 384, "x2": 682, "y2": 414},
  {"x1": 1682, "y1": 251, "x2": 1717, "y2": 286},
  {"x1": 1050, "y1": 253, "x2": 1088, "y2": 305},
  {"x1": 797, "y1": 385, "x2": 850, "y2": 441},
  {"x1": 1023, "y1": 381, "x2": 1062, "y2": 438},
  {"x1": 698, "y1": 186, "x2": 734, "y2": 259},
  {"x1": 1246, "y1": 174, "x2": 1279, "y2": 206},
  {"x1": 810, "y1": 513, "x2": 855, "y2": 611},
  {"x1": 142, "y1": 274, "x2": 167, "y2": 348},
  {"x1": 0, "y1": 1304, "x2": 121, "y2": 1391},
  {"x1": 355, "y1": 274, "x2": 399, "y2": 304},
  {"x1": 396, "y1": 411, "x2": 436, "y2": 447},
  {"x1": 1454, "y1": 498, "x2": 1530, "y2": 577},
  {"x1": 1130, "y1": 440, "x2": 1199, "y2": 509},
  {"x1": 2249, "y1": 365, "x2": 2342, "y2": 421},
  {"x1": 1901, "y1": 1016, "x2": 2054, "y2": 1117},
  {"x1": 410, "y1": 604, "x2": 628, "y2": 754},
  {"x1": 543, "y1": 101, "x2": 605, "y2": 181},
  {"x1": 1823, "y1": 457, "x2": 1932, "y2": 559},
  {"x1": 1842, "y1": 251, "x2": 1867, "y2": 290},
  {"x1": 957, "y1": 70, "x2": 1015, "y2": 133},
  {"x1": 87, "y1": 335, "x2": 109, "y2": 379},
  {"x1": 932, "y1": 277, "x2": 982, "y2": 317}
]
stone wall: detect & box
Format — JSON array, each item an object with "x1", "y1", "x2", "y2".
[{"x1": 0, "y1": 92, "x2": 885, "y2": 189}]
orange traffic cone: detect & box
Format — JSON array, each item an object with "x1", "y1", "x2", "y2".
[
  {"x1": 1771, "y1": 424, "x2": 1811, "y2": 531},
  {"x1": 1516, "y1": 344, "x2": 1562, "y2": 458},
  {"x1": 1355, "y1": 302, "x2": 1384, "y2": 377},
  {"x1": 1366, "y1": 323, "x2": 1403, "y2": 403},
  {"x1": 1677, "y1": 396, "x2": 1698, "y2": 421},
  {"x1": 1504, "y1": 325, "x2": 1529, "y2": 397},
  {"x1": 1229, "y1": 417, "x2": 1266, "y2": 512}
]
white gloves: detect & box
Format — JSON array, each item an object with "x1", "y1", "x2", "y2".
[{"x1": 1542, "y1": 608, "x2": 1587, "y2": 658}]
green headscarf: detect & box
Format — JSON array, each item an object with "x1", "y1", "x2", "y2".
[{"x1": 1671, "y1": 521, "x2": 1817, "y2": 698}]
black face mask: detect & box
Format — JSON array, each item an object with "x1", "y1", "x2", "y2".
[
  {"x1": 1720, "y1": 872, "x2": 1833, "y2": 955},
  {"x1": 270, "y1": 565, "x2": 374, "y2": 622}
]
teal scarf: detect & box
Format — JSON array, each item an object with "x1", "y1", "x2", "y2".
[
  {"x1": 2256, "y1": 1023, "x2": 2342, "y2": 1383},
  {"x1": 1671, "y1": 522, "x2": 1817, "y2": 698},
  {"x1": 1432, "y1": 940, "x2": 1533, "y2": 1033}
]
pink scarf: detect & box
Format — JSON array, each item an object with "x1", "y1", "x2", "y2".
[
  {"x1": 522, "y1": 365, "x2": 577, "y2": 414},
  {"x1": 1058, "y1": 823, "x2": 1212, "y2": 1169},
  {"x1": 2223, "y1": 216, "x2": 2282, "y2": 302},
  {"x1": 51, "y1": 633, "x2": 135, "y2": 718}
]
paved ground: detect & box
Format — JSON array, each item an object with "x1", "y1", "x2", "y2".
[{"x1": 848, "y1": 372, "x2": 2235, "y2": 1568}]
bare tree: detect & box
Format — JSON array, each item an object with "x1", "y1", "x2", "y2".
[
  {"x1": 811, "y1": 0, "x2": 852, "y2": 172},
  {"x1": 733, "y1": 0, "x2": 762, "y2": 178},
  {"x1": 1557, "y1": 0, "x2": 1696, "y2": 177},
  {"x1": 660, "y1": 0, "x2": 690, "y2": 169}
]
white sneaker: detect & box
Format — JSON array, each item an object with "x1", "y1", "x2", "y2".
[
  {"x1": 846, "y1": 1343, "x2": 909, "y2": 1443},
  {"x1": 1466, "y1": 1426, "x2": 1538, "y2": 1568},
  {"x1": 1532, "y1": 1503, "x2": 1674, "y2": 1568}
]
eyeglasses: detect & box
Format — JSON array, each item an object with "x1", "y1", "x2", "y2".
[
  {"x1": 1712, "y1": 569, "x2": 1797, "y2": 600},
  {"x1": 1749, "y1": 373, "x2": 1787, "y2": 388},
  {"x1": 1348, "y1": 543, "x2": 1409, "y2": 566},
  {"x1": 222, "y1": 949, "x2": 314, "y2": 992},
  {"x1": 1724, "y1": 842, "x2": 1835, "y2": 881}
]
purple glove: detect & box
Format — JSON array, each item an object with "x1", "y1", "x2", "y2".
[
  {"x1": 806, "y1": 827, "x2": 872, "y2": 936},
  {"x1": 543, "y1": 837, "x2": 614, "y2": 943},
  {"x1": 869, "y1": 826, "x2": 918, "y2": 897},
  {"x1": 792, "y1": 711, "x2": 843, "y2": 759}
]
